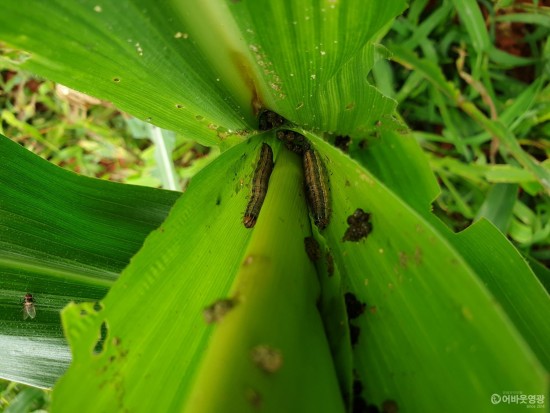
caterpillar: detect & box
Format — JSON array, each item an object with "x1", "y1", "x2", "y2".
[
  {"x1": 303, "y1": 148, "x2": 330, "y2": 230},
  {"x1": 276, "y1": 129, "x2": 310, "y2": 155},
  {"x1": 258, "y1": 110, "x2": 286, "y2": 131},
  {"x1": 243, "y1": 143, "x2": 274, "y2": 228}
]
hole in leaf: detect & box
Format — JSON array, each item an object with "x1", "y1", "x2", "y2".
[{"x1": 93, "y1": 321, "x2": 109, "y2": 354}]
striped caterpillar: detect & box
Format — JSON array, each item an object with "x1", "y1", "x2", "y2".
[
  {"x1": 276, "y1": 129, "x2": 310, "y2": 155},
  {"x1": 303, "y1": 148, "x2": 330, "y2": 230},
  {"x1": 243, "y1": 143, "x2": 274, "y2": 228}
]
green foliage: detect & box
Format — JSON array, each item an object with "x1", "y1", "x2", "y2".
[
  {"x1": 0, "y1": 1, "x2": 548, "y2": 413},
  {"x1": 0, "y1": 136, "x2": 180, "y2": 388},
  {"x1": 0, "y1": 70, "x2": 216, "y2": 189},
  {"x1": 1, "y1": 379, "x2": 50, "y2": 413},
  {"x1": 380, "y1": 0, "x2": 550, "y2": 264}
]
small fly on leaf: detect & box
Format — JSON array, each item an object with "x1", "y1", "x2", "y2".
[{"x1": 22, "y1": 293, "x2": 36, "y2": 320}]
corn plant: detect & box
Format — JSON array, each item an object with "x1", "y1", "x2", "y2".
[{"x1": 0, "y1": 1, "x2": 548, "y2": 412}]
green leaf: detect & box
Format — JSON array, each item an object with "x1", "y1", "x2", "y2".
[
  {"x1": 184, "y1": 148, "x2": 344, "y2": 413},
  {"x1": 0, "y1": 0, "x2": 407, "y2": 149},
  {"x1": 475, "y1": 183, "x2": 518, "y2": 233},
  {"x1": 450, "y1": 0, "x2": 491, "y2": 53},
  {"x1": 2, "y1": 2, "x2": 548, "y2": 412},
  {"x1": 51, "y1": 137, "x2": 274, "y2": 412},
  {"x1": 390, "y1": 45, "x2": 550, "y2": 194},
  {"x1": 448, "y1": 219, "x2": 550, "y2": 371},
  {"x1": 3, "y1": 386, "x2": 46, "y2": 413},
  {"x1": 496, "y1": 12, "x2": 550, "y2": 29},
  {"x1": 399, "y1": 1, "x2": 454, "y2": 50},
  {"x1": 146, "y1": 125, "x2": 181, "y2": 191},
  {"x1": 525, "y1": 255, "x2": 550, "y2": 293},
  {"x1": 309, "y1": 135, "x2": 547, "y2": 411},
  {"x1": 349, "y1": 128, "x2": 440, "y2": 215},
  {"x1": 224, "y1": 1, "x2": 406, "y2": 131},
  {"x1": 50, "y1": 129, "x2": 548, "y2": 412},
  {"x1": 0, "y1": 135, "x2": 179, "y2": 387},
  {"x1": 0, "y1": 0, "x2": 252, "y2": 147}
]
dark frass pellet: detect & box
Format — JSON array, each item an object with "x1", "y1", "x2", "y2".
[
  {"x1": 304, "y1": 236, "x2": 321, "y2": 262},
  {"x1": 345, "y1": 292, "x2": 366, "y2": 320},
  {"x1": 343, "y1": 208, "x2": 372, "y2": 242},
  {"x1": 258, "y1": 109, "x2": 286, "y2": 131}
]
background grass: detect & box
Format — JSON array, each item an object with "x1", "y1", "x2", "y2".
[{"x1": 1, "y1": 0, "x2": 549, "y2": 411}]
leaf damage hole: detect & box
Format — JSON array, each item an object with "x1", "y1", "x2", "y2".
[
  {"x1": 93, "y1": 321, "x2": 109, "y2": 355},
  {"x1": 343, "y1": 209, "x2": 372, "y2": 242}
]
